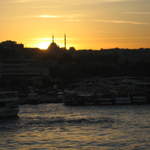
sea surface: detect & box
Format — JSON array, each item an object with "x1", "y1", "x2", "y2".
[{"x1": 0, "y1": 104, "x2": 150, "y2": 150}]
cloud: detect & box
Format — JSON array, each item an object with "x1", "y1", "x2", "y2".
[
  {"x1": 64, "y1": 19, "x2": 81, "y2": 22},
  {"x1": 124, "y1": 11, "x2": 150, "y2": 15},
  {"x1": 37, "y1": 15, "x2": 61, "y2": 18},
  {"x1": 34, "y1": 14, "x2": 81, "y2": 22},
  {"x1": 21, "y1": 14, "x2": 149, "y2": 24},
  {"x1": 106, "y1": 0, "x2": 128, "y2": 1},
  {"x1": 95, "y1": 19, "x2": 149, "y2": 25},
  {"x1": 13, "y1": 0, "x2": 41, "y2": 3},
  {"x1": 11, "y1": 0, "x2": 135, "y2": 4},
  {"x1": 33, "y1": 13, "x2": 83, "y2": 19}
]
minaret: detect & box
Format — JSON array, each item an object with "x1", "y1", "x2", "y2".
[
  {"x1": 64, "y1": 34, "x2": 66, "y2": 49},
  {"x1": 52, "y1": 35, "x2": 54, "y2": 43}
]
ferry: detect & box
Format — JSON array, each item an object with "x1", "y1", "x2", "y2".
[{"x1": 0, "y1": 91, "x2": 19, "y2": 119}]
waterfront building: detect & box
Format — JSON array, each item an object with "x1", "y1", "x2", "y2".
[{"x1": 0, "y1": 59, "x2": 49, "y2": 89}]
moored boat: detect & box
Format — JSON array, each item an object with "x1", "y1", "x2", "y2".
[{"x1": 63, "y1": 90, "x2": 84, "y2": 106}]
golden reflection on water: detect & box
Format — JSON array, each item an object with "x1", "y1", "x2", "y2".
[
  {"x1": 1, "y1": 104, "x2": 150, "y2": 150},
  {"x1": 3, "y1": 125, "x2": 134, "y2": 150}
]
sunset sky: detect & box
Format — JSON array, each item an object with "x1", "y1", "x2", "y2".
[{"x1": 0, "y1": 0, "x2": 150, "y2": 49}]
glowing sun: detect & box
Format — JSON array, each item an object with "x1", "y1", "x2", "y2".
[{"x1": 37, "y1": 41, "x2": 50, "y2": 49}]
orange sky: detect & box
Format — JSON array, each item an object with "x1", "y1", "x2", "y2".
[{"x1": 0, "y1": 0, "x2": 150, "y2": 49}]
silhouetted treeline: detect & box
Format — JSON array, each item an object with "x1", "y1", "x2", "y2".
[{"x1": 1, "y1": 40, "x2": 150, "y2": 83}]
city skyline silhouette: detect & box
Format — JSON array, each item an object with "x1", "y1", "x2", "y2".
[{"x1": 0, "y1": 0, "x2": 150, "y2": 49}]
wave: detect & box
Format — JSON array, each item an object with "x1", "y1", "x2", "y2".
[
  {"x1": 21, "y1": 116, "x2": 115, "y2": 127},
  {"x1": 0, "y1": 115, "x2": 117, "y2": 130}
]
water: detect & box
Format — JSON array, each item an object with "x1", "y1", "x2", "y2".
[{"x1": 0, "y1": 104, "x2": 150, "y2": 150}]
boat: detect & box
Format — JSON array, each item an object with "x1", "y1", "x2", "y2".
[
  {"x1": 115, "y1": 97, "x2": 131, "y2": 104},
  {"x1": 132, "y1": 96, "x2": 148, "y2": 104},
  {"x1": 64, "y1": 90, "x2": 84, "y2": 106},
  {"x1": 63, "y1": 88, "x2": 149, "y2": 106},
  {"x1": 19, "y1": 87, "x2": 41, "y2": 105},
  {"x1": 0, "y1": 91, "x2": 19, "y2": 119},
  {"x1": 63, "y1": 90, "x2": 96, "y2": 106},
  {"x1": 27, "y1": 89, "x2": 40, "y2": 104}
]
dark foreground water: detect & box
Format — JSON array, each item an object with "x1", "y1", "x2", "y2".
[{"x1": 0, "y1": 104, "x2": 150, "y2": 150}]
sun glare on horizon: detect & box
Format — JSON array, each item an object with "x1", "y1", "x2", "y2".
[
  {"x1": 37, "y1": 41, "x2": 50, "y2": 50},
  {"x1": 26, "y1": 36, "x2": 80, "y2": 50}
]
